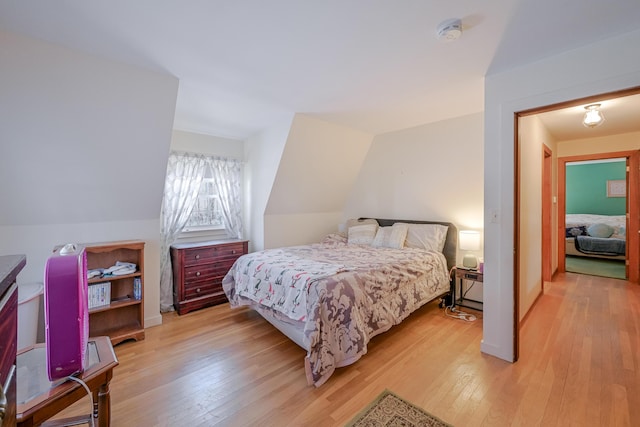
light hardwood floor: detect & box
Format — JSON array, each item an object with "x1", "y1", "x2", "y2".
[{"x1": 55, "y1": 271, "x2": 640, "y2": 426}]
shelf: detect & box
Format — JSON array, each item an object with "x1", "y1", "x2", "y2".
[
  {"x1": 454, "y1": 298, "x2": 483, "y2": 311},
  {"x1": 81, "y1": 240, "x2": 145, "y2": 345},
  {"x1": 95, "y1": 324, "x2": 145, "y2": 346},
  {"x1": 89, "y1": 297, "x2": 142, "y2": 314},
  {"x1": 88, "y1": 271, "x2": 141, "y2": 284}
]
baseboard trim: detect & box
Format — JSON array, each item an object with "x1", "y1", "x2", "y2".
[
  {"x1": 145, "y1": 314, "x2": 163, "y2": 328},
  {"x1": 520, "y1": 289, "x2": 543, "y2": 327}
]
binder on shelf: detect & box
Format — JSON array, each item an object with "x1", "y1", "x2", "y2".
[{"x1": 88, "y1": 281, "x2": 111, "y2": 309}]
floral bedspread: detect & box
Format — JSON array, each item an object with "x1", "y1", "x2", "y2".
[
  {"x1": 224, "y1": 247, "x2": 350, "y2": 321},
  {"x1": 222, "y1": 234, "x2": 450, "y2": 387}
]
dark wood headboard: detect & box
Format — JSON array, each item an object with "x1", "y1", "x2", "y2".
[{"x1": 364, "y1": 218, "x2": 458, "y2": 271}]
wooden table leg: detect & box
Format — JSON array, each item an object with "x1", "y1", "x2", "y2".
[
  {"x1": 92, "y1": 390, "x2": 99, "y2": 419},
  {"x1": 97, "y1": 379, "x2": 111, "y2": 427}
]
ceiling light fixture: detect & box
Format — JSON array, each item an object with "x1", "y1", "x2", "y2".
[
  {"x1": 583, "y1": 104, "x2": 605, "y2": 128},
  {"x1": 436, "y1": 18, "x2": 462, "y2": 42}
]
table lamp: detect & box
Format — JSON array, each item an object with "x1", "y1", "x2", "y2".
[{"x1": 459, "y1": 230, "x2": 481, "y2": 269}]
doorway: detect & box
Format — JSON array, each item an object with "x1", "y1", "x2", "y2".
[
  {"x1": 514, "y1": 86, "x2": 640, "y2": 361},
  {"x1": 561, "y1": 156, "x2": 629, "y2": 280}
]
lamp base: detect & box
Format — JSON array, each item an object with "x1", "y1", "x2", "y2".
[{"x1": 462, "y1": 253, "x2": 478, "y2": 269}]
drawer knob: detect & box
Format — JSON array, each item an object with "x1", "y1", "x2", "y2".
[
  {"x1": 196, "y1": 271, "x2": 201, "y2": 276},
  {"x1": 195, "y1": 254, "x2": 200, "y2": 260},
  {"x1": 196, "y1": 288, "x2": 201, "y2": 293},
  {"x1": 232, "y1": 250, "x2": 236, "y2": 254}
]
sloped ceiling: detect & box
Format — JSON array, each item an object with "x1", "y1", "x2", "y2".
[
  {"x1": 2, "y1": 1, "x2": 640, "y2": 140},
  {"x1": 0, "y1": 31, "x2": 178, "y2": 226}
]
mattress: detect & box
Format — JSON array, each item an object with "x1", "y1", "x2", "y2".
[
  {"x1": 565, "y1": 213, "x2": 627, "y2": 259},
  {"x1": 222, "y1": 233, "x2": 450, "y2": 387}
]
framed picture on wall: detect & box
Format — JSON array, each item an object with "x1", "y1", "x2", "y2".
[{"x1": 607, "y1": 179, "x2": 626, "y2": 197}]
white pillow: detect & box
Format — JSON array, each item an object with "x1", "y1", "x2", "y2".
[
  {"x1": 403, "y1": 223, "x2": 449, "y2": 252},
  {"x1": 372, "y1": 223, "x2": 409, "y2": 249},
  {"x1": 339, "y1": 218, "x2": 379, "y2": 237},
  {"x1": 348, "y1": 223, "x2": 378, "y2": 245},
  {"x1": 587, "y1": 223, "x2": 614, "y2": 238}
]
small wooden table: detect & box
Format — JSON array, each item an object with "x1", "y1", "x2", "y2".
[
  {"x1": 16, "y1": 336, "x2": 118, "y2": 427},
  {"x1": 452, "y1": 267, "x2": 484, "y2": 311}
]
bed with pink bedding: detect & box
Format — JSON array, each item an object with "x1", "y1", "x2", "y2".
[{"x1": 222, "y1": 218, "x2": 456, "y2": 386}]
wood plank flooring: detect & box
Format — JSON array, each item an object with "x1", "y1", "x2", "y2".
[{"x1": 54, "y1": 271, "x2": 640, "y2": 426}]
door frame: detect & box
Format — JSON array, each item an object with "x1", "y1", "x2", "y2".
[
  {"x1": 557, "y1": 151, "x2": 638, "y2": 282},
  {"x1": 542, "y1": 145, "x2": 553, "y2": 283},
  {"x1": 514, "y1": 86, "x2": 640, "y2": 360}
]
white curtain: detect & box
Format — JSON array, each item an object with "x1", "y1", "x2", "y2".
[
  {"x1": 159, "y1": 152, "x2": 207, "y2": 312},
  {"x1": 210, "y1": 157, "x2": 243, "y2": 239},
  {"x1": 159, "y1": 152, "x2": 244, "y2": 312}
]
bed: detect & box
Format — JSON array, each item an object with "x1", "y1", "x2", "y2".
[
  {"x1": 565, "y1": 213, "x2": 626, "y2": 259},
  {"x1": 222, "y1": 218, "x2": 457, "y2": 387}
]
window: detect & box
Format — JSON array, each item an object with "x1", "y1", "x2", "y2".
[
  {"x1": 162, "y1": 151, "x2": 243, "y2": 243},
  {"x1": 183, "y1": 177, "x2": 224, "y2": 231},
  {"x1": 160, "y1": 151, "x2": 243, "y2": 310}
]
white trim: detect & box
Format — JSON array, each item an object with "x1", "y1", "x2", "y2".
[
  {"x1": 181, "y1": 224, "x2": 225, "y2": 233},
  {"x1": 567, "y1": 158, "x2": 625, "y2": 166},
  {"x1": 175, "y1": 227, "x2": 229, "y2": 243},
  {"x1": 145, "y1": 314, "x2": 163, "y2": 328}
]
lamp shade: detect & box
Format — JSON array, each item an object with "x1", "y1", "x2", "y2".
[
  {"x1": 459, "y1": 230, "x2": 481, "y2": 269},
  {"x1": 459, "y1": 230, "x2": 480, "y2": 251}
]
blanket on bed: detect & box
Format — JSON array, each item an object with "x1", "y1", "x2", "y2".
[
  {"x1": 229, "y1": 249, "x2": 349, "y2": 321},
  {"x1": 222, "y1": 235, "x2": 449, "y2": 387},
  {"x1": 575, "y1": 235, "x2": 625, "y2": 256}
]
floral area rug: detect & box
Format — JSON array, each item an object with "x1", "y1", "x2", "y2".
[{"x1": 345, "y1": 389, "x2": 453, "y2": 427}]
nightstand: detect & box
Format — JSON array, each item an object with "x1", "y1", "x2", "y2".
[{"x1": 452, "y1": 267, "x2": 483, "y2": 311}]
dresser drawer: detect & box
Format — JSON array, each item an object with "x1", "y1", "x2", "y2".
[
  {"x1": 183, "y1": 243, "x2": 246, "y2": 266},
  {"x1": 184, "y1": 261, "x2": 235, "y2": 284},
  {"x1": 184, "y1": 280, "x2": 223, "y2": 300}
]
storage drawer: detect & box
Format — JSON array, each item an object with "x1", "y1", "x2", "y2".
[
  {"x1": 184, "y1": 280, "x2": 223, "y2": 300},
  {"x1": 183, "y1": 243, "x2": 246, "y2": 266},
  {"x1": 183, "y1": 261, "x2": 235, "y2": 284}
]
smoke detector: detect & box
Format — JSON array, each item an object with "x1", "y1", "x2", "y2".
[{"x1": 436, "y1": 18, "x2": 462, "y2": 41}]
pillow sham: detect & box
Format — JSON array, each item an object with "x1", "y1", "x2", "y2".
[
  {"x1": 348, "y1": 223, "x2": 378, "y2": 245},
  {"x1": 565, "y1": 226, "x2": 587, "y2": 238},
  {"x1": 322, "y1": 233, "x2": 348, "y2": 244},
  {"x1": 587, "y1": 223, "x2": 614, "y2": 238},
  {"x1": 372, "y1": 223, "x2": 409, "y2": 249},
  {"x1": 403, "y1": 223, "x2": 449, "y2": 252},
  {"x1": 613, "y1": 226, "x2": 626, "y2": 239},
  {"x1": 339, "y1": 218, "x2": 379, "y2": 237}
]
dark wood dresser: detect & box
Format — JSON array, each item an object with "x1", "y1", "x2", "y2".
[
  {"x1": 171, "y1": 239, "x2": 248, "y2": 315},
  {"x1": 0, "y1": 255, "x2": 26, "y2": 427}
]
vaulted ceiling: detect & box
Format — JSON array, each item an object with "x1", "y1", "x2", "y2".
[{"x1": 2, "y1": 1, "x2": 640, "y2": 139}]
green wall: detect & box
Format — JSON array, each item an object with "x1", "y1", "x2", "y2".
[{"x1": 566, "y1": 160, "x2": 626, "y2": 215}]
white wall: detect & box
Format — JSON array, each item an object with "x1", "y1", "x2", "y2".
[
  {"x1": 345, "y1": 112, "x2": 484, "y2": 265},
  {"x1": 518, "y1": 115, "x2": 557, "y2": 320},
  {"x1": 557, "y1": 130, "x2": 640, "y2": 157},
  {"x1": 0, "y1": 30, "x2": 179, "y2": 329},
  {"x1": 264, "y1": 114, "x2": 373, "y2": 248},
  {"x1": 484, "y1": 28, "x2": 640, "y2": 362},
  {"x1": 244, "y1": 117, "x2": 294, "y2": 252},
  {"x1": 171, "y1": 130, "x2": 244, "y2": 159}
]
